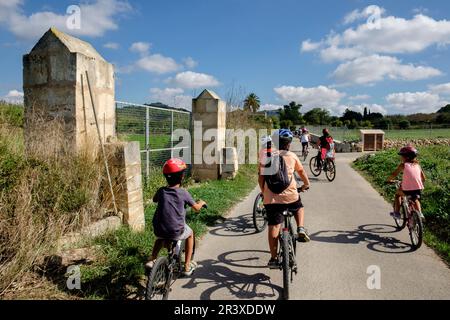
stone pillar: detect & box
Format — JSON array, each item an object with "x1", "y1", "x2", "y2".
[
  {"x1": 23, "y1": 27, "x2": 115, "y2": 155},
  {"x1": 106, "y1": 141, "x2": 145, "y2": 232},
  {"x1": 221, "y1": 147, "x2": 239, "y2": 179},
  {"x1": 192, "y1": 90, "x2": 226, "y2": 182}
]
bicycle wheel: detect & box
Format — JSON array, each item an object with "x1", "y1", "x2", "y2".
[
  {"x1": 281, "y1": 230, "x2": 290, "y2": 300},
  {"x1": 146, "y1": 257, "x2": 171, "y2": 300},
  {"x1": 303, "y1": 149, "x2": 309, "y2": 162},
  {"x1": 309, "y1": 156, "x2": 322, "y2": 177},
  {"x1": 394, "y1": 202, "x2": 407, "y2": 230},
  {"x1": 253, "y1": 193, "x2": 268, "y2": 233},
  {"x1": 409, "y1": 211, "x2": 423, "y2": 250},
  {"x1": 325, "y1": 160, "x2": 336, "y2": 182}
]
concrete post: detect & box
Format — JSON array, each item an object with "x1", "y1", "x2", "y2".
[
  {"x1": 23, "y1": 27, "x2": 115, "y2": 155},
  {"x1": 191, "y1": 90, "x2": 226, "y2": 181}
]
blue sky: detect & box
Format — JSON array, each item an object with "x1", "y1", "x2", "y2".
[{"x1": 1, "y1": 0, "x2": 450, "y2": 115}]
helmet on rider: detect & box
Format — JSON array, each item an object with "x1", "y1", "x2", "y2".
[
  {"x1": 398, "y1": 145, "x2": 418, "y2": 160},
  {"x1": 163, "y1": 158, "x2": 188, "y2": 186},
  {"x1": 302, "y1": 128, "x2": 309, "y2": 133},
  {"x1": 322, "y1": 128, "x2": 330, "y2": 137},
  {"x1": 272, "y1": 129, "x2": 294, "y2": 150}
]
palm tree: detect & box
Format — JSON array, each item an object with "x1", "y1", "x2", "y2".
[{"x1": 243, "y1": 93, "x2": 261, "y2": 113}]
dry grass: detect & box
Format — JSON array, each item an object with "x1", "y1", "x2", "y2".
[{"x1": 0, "y1": 109, "x2": 108, "y2": 297}]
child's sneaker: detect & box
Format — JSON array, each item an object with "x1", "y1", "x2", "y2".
[
  {"x1": 390, "y1": 212, "x2": 401, "y2": 219},
  {"x1": 183, "y1": 261, "x2": 198, "y2": 277},
  {"x1": 267, "y1": 258, "x2": 280, "y2": 269}
]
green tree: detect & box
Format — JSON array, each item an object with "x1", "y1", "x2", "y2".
[
  {"x1": 279, "y1": 101, "x2": 303, "y2": 125},
  {"x1": 243, "y1": 93, "x2": 261, "y2": 113},
  {"x1": 437, "y1": 104, "x2": 450, "y2": 113},
  {"x1": 280, "y1": 119, "x2": 294, "y2": 129},
  {"x1": 304, "y1": 108, "x2": 331, "y2": 125},
  {"x1": 399, "y1": 120, "x2": 411, "y2": 129}
]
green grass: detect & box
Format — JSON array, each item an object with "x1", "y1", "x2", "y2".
[
  {"x1": 353, "y1": 146, "x2": 450, "y2": 264},
  {"x1": 118, "y1": 134, "x2": 171, "y2": 151},
  {"x1": 310, "y1": 128, "x2": 450, "y2": 142},
  {"x1": 73, "y1": 165, "x2": 259, "y2": 299}
]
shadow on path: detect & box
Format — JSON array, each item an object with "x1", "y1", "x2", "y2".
[
  {"x1": 182, "y1": 259, "x2": 282, "y2": 300},
  {"x1": 310, "y1": 224, "x2": 414, "y2": 254}
]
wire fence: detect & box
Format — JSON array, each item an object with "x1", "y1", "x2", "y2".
[{"x1": 116, "y1": 101, "x2": 191, "y2": 181}]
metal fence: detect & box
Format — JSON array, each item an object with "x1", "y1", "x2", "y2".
[{"x1": 116, "y1": 101, "x2": 191, "y2": 180}]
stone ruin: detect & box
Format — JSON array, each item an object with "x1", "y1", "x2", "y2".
[
  {"x1": 192, "y1": 90, "x2": 239, "y2": 181},
  {"x1": 23, "y1": 28, "x2": 145, "y2": 232}
]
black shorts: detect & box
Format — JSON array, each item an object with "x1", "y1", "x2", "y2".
[
  {"x1": 403, "y1": 190, "x2": 422, "y2": 201},
  {"x1": 264, "y1": 197, "x2": 304, "y2": 226},
  {"x1": 302, "y1": 142, "x2": 309, "y2": 147}
]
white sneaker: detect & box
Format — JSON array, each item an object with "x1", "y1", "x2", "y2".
[{"x1": 183, "y1": 261, "x2": 198, "y2": 277}]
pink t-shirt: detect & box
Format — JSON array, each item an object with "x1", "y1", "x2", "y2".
[{"x1": 402, "y1": 162, "x2": 424, "y2": 191}]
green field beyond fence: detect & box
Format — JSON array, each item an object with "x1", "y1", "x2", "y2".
[{"x1": 308, "y1": 126, "x2": 450, "y2": 142}]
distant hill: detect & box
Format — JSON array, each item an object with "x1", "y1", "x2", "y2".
[{"x1": 144, "y1": 102, "x2": 191, "y2": 113}]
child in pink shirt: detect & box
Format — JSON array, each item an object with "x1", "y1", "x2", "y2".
[{"x1": 387, "y1": 146, "x2": 426, "y2": 219}]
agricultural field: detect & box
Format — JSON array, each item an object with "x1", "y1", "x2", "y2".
[{"x1": 310, "y1": 127, "x2": 450, "y2": 142}]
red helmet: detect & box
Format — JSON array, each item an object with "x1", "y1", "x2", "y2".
[
  {"x1": 163, "y1": 158, "x2": 187, "y2": 175},
  {"x1": 398, "y1": 146, "x2": 418, "y2": 159}
]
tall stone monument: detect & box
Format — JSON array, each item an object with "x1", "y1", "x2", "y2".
[
  {"x1": 23, "y1": 27, "x2": 115, "y2": 153},
  {"x1": 192, "y1": 90, "x2": 227, "y2": 181},
  {"x1": 23, "y1": 28, "x2": 145, "y2": 232}
]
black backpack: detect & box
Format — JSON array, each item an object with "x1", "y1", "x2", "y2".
[{"x1": 262, "y1": 153, "x2": 292, "y2": 194}]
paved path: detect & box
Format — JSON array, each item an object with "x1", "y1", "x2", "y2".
[{"x1": 171, "y1": 143, "x2": 450, "y2": 300}]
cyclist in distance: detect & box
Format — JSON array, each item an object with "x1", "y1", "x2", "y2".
[
  {"x1": 300, "y1": 128, "x2": 310, "y2": 157},
  {"x1": 316, "y1": 128, "x2": 334, "y2": 167},
  {"x1": 258, "y1": 129, "x2": 311, "y2": 269}
]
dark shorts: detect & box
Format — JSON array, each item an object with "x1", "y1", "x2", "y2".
[
  {"x1": 264, "y1": 197, "x2": 304, "y2": 226},
  {"x1": 403, "y1": 190, "x2": 422, "y2": 201},
  {"x1": 302, "y1": 142, "x2": 309, "y2": 147}
]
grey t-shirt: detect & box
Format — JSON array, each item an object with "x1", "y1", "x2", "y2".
[{"x1": 152, "y1": 187, "x2": 195, "y2": 239}]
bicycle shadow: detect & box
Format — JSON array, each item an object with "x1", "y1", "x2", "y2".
[
  {"x1": 310, "y1": 224, "x2": 414, "y2": 254},
  {"x1": 182, "y1": 259, "x2": 283, "y2": 300},
  {"x1": 209, "y1": 214, "x2": 258, "y2": 237}
]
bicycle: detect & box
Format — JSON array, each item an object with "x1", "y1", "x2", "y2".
[
  {"x1": 389, "y1": 181, "x2": 424, "y2": 250},
  {"x1": 253, "y1": 193, "x2": 268, "y2": 233},
  {"x1": 277, "y1": 187, "x2": 308, "y2": 300},
  {"x1": 309, "y1": 151, "x2": 336, "y2": 182},
  {"x1": 302, "y1": 144, "x2": 310, "y2": 162},
  {"x1": 146, "y1": 204, "x2": 207, "y2": 300}
]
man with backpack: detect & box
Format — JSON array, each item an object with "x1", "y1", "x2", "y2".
[{"x1": 258, "y1": 129, "x2": 311, "y2": 269}]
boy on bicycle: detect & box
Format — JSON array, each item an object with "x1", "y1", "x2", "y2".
[
  {"x1": 300, "y1": 128, "x2": 310, "y2": 157},
  {"x1": 147, "y1": 158, "x2": 207, "y2": 277},
  {"x1": 316, "y1": 128, "x2": 334, "y2": 168},
  {"x1": 259, "y1": 129, "x2": 311, "y2": 269},
  {"x1": 387, "y1": 146, "x2": 426, "y2": 220}
]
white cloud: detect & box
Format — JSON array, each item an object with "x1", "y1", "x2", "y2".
[
  {"x1": 429, "y1": 82, "x2": 450, "y2": 96},
  {"x1": 386, "y1": 91, "x2": 444, "y2": 114},
  {"x1": 319, "y1": 45, "x2": 362, "y2": 62},
  {"x1": 2, "y1": 89, "x2": 24, "y2": 104},
  {"x1": 301, "y1": 39, "x2": 322, "y2": 52},
  {"x1": 149, "y1": 87, "x2": 192, "y2": 110},
  {"x1": 0, "y1": 0, "x2": 131, "y2": 41},
  {"x1": 169, "y1": 71, "x2": 220, "y2": 89},
  {"x1": 260, "y1": 104, "x2": 283, "y2": 111},
  {"x1": 104, "y1": 42, "x2": 119, "y2": 50},
  {"x1": 274, "y1": 85, "x2": 346, "y2": 111},
  {"x1": 332, "y1": 55, "x2": 442, "y2": 86},
  {"x1": 348, "y1": 94, "x2": 371, "y2": 101},
  {"x1": 136, "y1": 54, "x2": 180, "y2": 74},
  {"x1": 130, "y1": 42, "x2": 151, "y2": 55},
  {"x1": 343, "y1": 5, "x2": 385, "y2": 25},
  {"x1": 303, "y1": 8, "x2": 450, "y2": 62},
  {"x1": 183, "y1": 57, "x2": 198, "y2": 69},
  {"x1": 336, "y1": 103, "x2": 387, "y2": 115}
]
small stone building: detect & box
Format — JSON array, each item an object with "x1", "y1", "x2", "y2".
[
  {"x1": 23, "y1": 27, "x2": 115, "y2": 154},
  {"x1": 360, "y1": 129, "x2": 385, "y2": 152}
]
